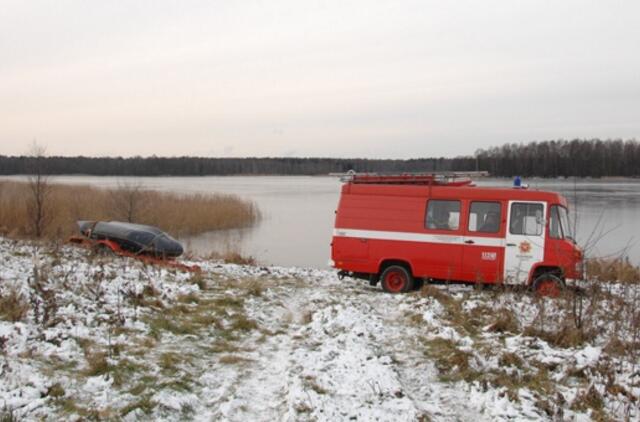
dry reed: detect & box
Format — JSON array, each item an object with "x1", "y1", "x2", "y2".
[
  {"x1": 585, "y1": 257, "x2": 640, "y2": 283},
  {"x1": 0, "y1": 181, "x2": 260, "y2": 239}
]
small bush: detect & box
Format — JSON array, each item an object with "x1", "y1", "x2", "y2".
[
  {"x1": 0, "y1": 286, "x2": 29, "y2": 322},
  {"x1": 207, "y1": 250, "x2": 256, "y2": 265},
  {"x1": 487, "y1": 308, "x2": 520, "y2": 334},
  {"x1": 46, "y1": 383, "x2": 66, "y2": 399},
  {"x1": 571, "y1": 385, "x2": 605, "y2": 414},
  {"x1": 84, "y1": 351, "x2": 110, "y2": 377}
]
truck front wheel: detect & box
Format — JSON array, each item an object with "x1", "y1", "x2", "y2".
[
  {"x1": 532, "y1": 273, "x2": 565, "y2": 298},
  {"x1": 380, "y1": 265, "x2": 414, "y2": 293}
]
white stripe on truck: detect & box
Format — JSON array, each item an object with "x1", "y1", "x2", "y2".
[{"x1": 333, "y1": 228, "x2": 505, "y2": 248}]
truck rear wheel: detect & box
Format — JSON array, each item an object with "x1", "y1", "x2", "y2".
[
  {"x1": 532, "y1": 273, "x2": 565, "y2": 298},
  {"x1": 380, "y1": 265, "x2": 414, "y2": 293}
]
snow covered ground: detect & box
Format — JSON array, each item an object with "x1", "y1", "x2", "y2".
[{"x1": 1, "y1": 237, "x2": 639, "y2": 421}]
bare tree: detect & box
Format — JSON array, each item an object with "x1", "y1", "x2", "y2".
[
  {"x1": 110, "y1": 179, "x2": 145, "y2": 222},
  {"x1": 0, "y1": 181, "x2": 4, "y2": 234},
  {"x1": 26, "y1": 141, "x2": 53, "y2": 238}
]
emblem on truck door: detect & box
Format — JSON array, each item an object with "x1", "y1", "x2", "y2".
[{"x1": 519, "y1": 241, "x2": 532, "y2": 254}]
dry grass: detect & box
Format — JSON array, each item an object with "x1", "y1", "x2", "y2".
[
  {"x1": 203, "y1": 250, "x2": 257, "y2": 265},
  {"x1": 0, "y1": 286, "x2": 29, "y2": 322},
  {"x1": 0, "y1": 181, "x2": 260, "y2": 239},
  {"x1": 523, "y1": 321, "x2": 597, "y2": 349},
  {"x1": 486, "y1": 308, "x2": 520, "y2": 334},
  {"x1": 420, "y1": 285, "x2": 490, "y2": 337},
  {"x1": 571, "y1": 386, "x2": 605, "y2": 416},
  {"x1": 84, "y1": 350, "x2": 110, "y2": 377},
  {"x1": 218, "y1": 354, "x2": 254, "y2": 365},
  {"x1": 498, "y1": 352, "x2": 524, "y2": 369},
  {"x1": 422, "y1": 337, "x2": 478, "y2": 382},
  {"x1": 586, "y1": 258, "x2": 640, "y2": 283}
]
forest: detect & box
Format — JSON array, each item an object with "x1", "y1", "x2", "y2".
[{"x1": 0, "y1": 139, "x2": 638, "y2": 177}]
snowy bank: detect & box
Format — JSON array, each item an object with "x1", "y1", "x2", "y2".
[{"x1": 0, "y1": 238, "x2": 639, "y2": 421}]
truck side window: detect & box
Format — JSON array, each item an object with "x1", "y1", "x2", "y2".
[
  {"x1": 469, "y1": 202, "x2": 501, "y2": 233},
  {"x1": 549, "y1": 205, "x2": 562, "y2": 239},
  {"x1": 510, "y1": 203, "x2": 544, "y2": 236},
  {"x1": 426, "y1": 200, "x2": 460, "y2": 230}
]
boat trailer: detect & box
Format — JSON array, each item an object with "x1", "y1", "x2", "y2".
[{"x1": 68, "y1": 235, "x2": 201, "y2": 273}]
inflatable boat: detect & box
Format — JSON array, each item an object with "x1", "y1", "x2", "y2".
[{"x1": 77, "y1": 220, "x2": 184, "y2": 258}]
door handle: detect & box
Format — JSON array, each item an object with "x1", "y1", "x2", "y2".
[
  {"x1": 506, "y1": 243, "x2": 516, "y2": 247},
  {"x1": 464, "y1": 240, "x2": 475, "y2": 244},
  {"x1": 360, "y1": 238, "x2": 368, "y2": 243}
]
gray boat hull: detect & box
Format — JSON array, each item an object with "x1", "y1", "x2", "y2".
[{"x1": 77, "y1": 221, "x2": 184, "y2": 258}]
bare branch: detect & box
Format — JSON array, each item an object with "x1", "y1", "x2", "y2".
[
  {"x1": 25, "y1": 141, "x2": 53, "y2": 238},
  {"x1": 109, "y1": 179, "x2": 146, "y2": 223}
]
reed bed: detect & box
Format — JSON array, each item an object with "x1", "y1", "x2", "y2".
[
  {"x1": 0, "y1": 181, "x2": 260, "y2": 239},
  {"x1": 585, "y1": 257, "x2": 640, "y2": 283}
]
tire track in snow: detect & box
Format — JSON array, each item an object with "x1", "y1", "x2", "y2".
[{"x1": 197, "y1": 278, "x2": 423, "y2": 421}]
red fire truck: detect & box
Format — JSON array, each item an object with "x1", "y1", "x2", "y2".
[{"x1": 330, "y1": 172, "x2": 582, "y2": 296}]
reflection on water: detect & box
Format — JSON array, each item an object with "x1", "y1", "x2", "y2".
[{"x1": 2, "y1": 175, "x2": 638, "y2": 268}]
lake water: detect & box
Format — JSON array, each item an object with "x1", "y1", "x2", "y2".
[{"x1": 3, "y1": 175, "x2": 639, "y2": 268}]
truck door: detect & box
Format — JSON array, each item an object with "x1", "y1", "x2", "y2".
[
  {"x1": 461, "y1": 201, "x2": 504, "y2": 283},
  {"x1": 504, "y1": 201, "x2": 546, "y2": 284},
  {"x1": 422, "y1": 199, "x2": 464, "y2": 280}
]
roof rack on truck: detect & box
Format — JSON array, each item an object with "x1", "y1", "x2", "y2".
[{"x1": 330, "y1": 170, "x2": 489, "y2": 186}]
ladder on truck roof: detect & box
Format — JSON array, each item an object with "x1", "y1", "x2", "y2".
[{"x1": 331, "y1": 170, "x2": 489, "y2": 186}]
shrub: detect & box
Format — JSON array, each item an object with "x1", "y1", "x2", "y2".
[{"x1": 0, "y1": 286, "x2": 29, "y2": 322}]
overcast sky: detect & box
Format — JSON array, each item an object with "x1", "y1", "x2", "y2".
[{"x1": 1, "y1": 1, "x2": 639, "y2": 158}]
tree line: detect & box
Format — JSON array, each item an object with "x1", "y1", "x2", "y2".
[
  {"x1": 475, "y1": 138, "x2": 640, "y2": 178},
  {"x1": 0, "y1": 138, "x2": 638, "y2": 177},
  {"x1": 0, "y1": 155, "x2": 476, "y2": 176}
]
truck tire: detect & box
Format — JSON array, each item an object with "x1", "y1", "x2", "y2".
[
  {"x1": 532, "y1": 273, "x2": 565, "y2": 298},
  {"x1": 380, "y1": 265, "x2": 414, "y2": 293}
]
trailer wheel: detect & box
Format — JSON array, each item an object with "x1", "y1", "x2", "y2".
[
  {"x1": 532, "y1": 273, "x2": 565, "y2": 298},
  {"x1": 94, "y1": 243, "x2": 115, "y2": 257},
  {"x1": 380, "y1": 265, "x2": 414, "y2": 293}
]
